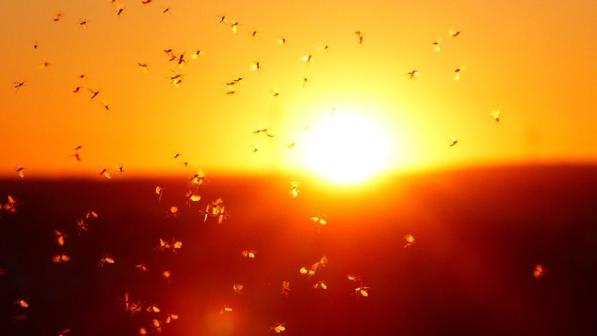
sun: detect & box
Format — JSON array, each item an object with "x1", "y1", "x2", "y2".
[{"x1": 302, "y1": 111, "x2": 391, "y2": 184}]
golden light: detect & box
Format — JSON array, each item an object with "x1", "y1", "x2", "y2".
[{"x1": 302, "y1": 111, "x2": 392, "y2": 184}]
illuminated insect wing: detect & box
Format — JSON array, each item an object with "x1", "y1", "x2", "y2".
[
  {"x1": 53, "y1": 12, "x2": 63, "y2": 22},
  {"x1": 146, "y1": 304, "x2": 160, "y2": 313},
  {"x1": 155, "y1": 186, "x2": 164, "y2": 200},
  {"x1": 453, "y1": 66, "x2": 465, "y2": 80},
  {"x1": 165, "y1": 313, "x2": 179, "y2": 324},
  {"x1": 173, "y1": 240, "x2": 182, "y2": 250},
  {"x1": 299, "y1": 266, "x2": 313, "y2": 276},
  {"x1": 311, "y1": 215, "x2": 327, "y2": 225},
  {"x1": 449, "y1": 29, "x2": 461, "y2": 38},
  {"x1": 85, "y1": 210, "x2": 99, "y2": 219},
  {"x1": 432, "y1": 40, "x2": 441, "y2": 52},
  {"x1": 241, "y1": 249, "x2": 256, "y2": 259},
  {"x1": 232, "y1": 283, "x2": 244, "y2": 295},
  {"x1": 347, "y1": 274, "x2": 361, "y2": 283},
  {"x1": 52, "y1": 254, "x2": 71, "y2": 263},
  {"x1": 355, "y1": 286, "x2": 369, "y2": 297},
  {"x1": 100, "y1": 169, "x2": 111, "y2": 179},
  {"x1": 164, "y1": 313, "x2": 179, "y2": 324},
  {"x1": 99, "y1": 254, "x2": 115, "y2": 267},
  {"x1": 403, "y1": 233, "x2": 416, "y2": 248},
  {"x1": 158, "y1": 238, "x2": 170, "y2": 251},
  {"x1": 314, "y1": 280, "x2": 328, "y2": 290},
  {"x1": 187, "y1": 192, "x2": 201, "y2": 202},
  {"x1": 16, "y1": 298, "x2": 29, "y2": 308},
  {"x1": 272, "y1": 323, "x2": 286, "y2": 333},
  {"x1": 151, "y1": 318, "x2": 162, "y2": 333}
]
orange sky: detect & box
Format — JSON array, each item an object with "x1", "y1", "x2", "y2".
[{"x1": 0, "y1": 0, "x2": 595, "y2": 177}]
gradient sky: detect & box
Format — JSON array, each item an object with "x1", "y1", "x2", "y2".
[{"x1": 0, "y1": 0, "x2": 595, "y2": 177}]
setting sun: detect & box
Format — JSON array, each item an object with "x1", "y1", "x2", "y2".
[{"x1": 302, "y1": 110, "x2": 391, "y2": 184}]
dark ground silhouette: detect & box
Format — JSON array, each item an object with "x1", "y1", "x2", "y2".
[{"x1": 0, "y1": 166, "x2": 596, "y2": 335}]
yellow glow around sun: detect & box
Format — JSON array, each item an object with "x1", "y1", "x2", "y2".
[{"x1": 302, "y1": 110, "x2": 391, "y2": 184}]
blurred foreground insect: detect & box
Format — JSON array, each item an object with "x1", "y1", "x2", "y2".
[{"x1": 533, "y1": 264, "x2": 546, "y2": 279}]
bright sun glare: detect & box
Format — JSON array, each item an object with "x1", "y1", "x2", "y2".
[{"x1": 303, "y1": 111, "x2": 391, "y2": 184}]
